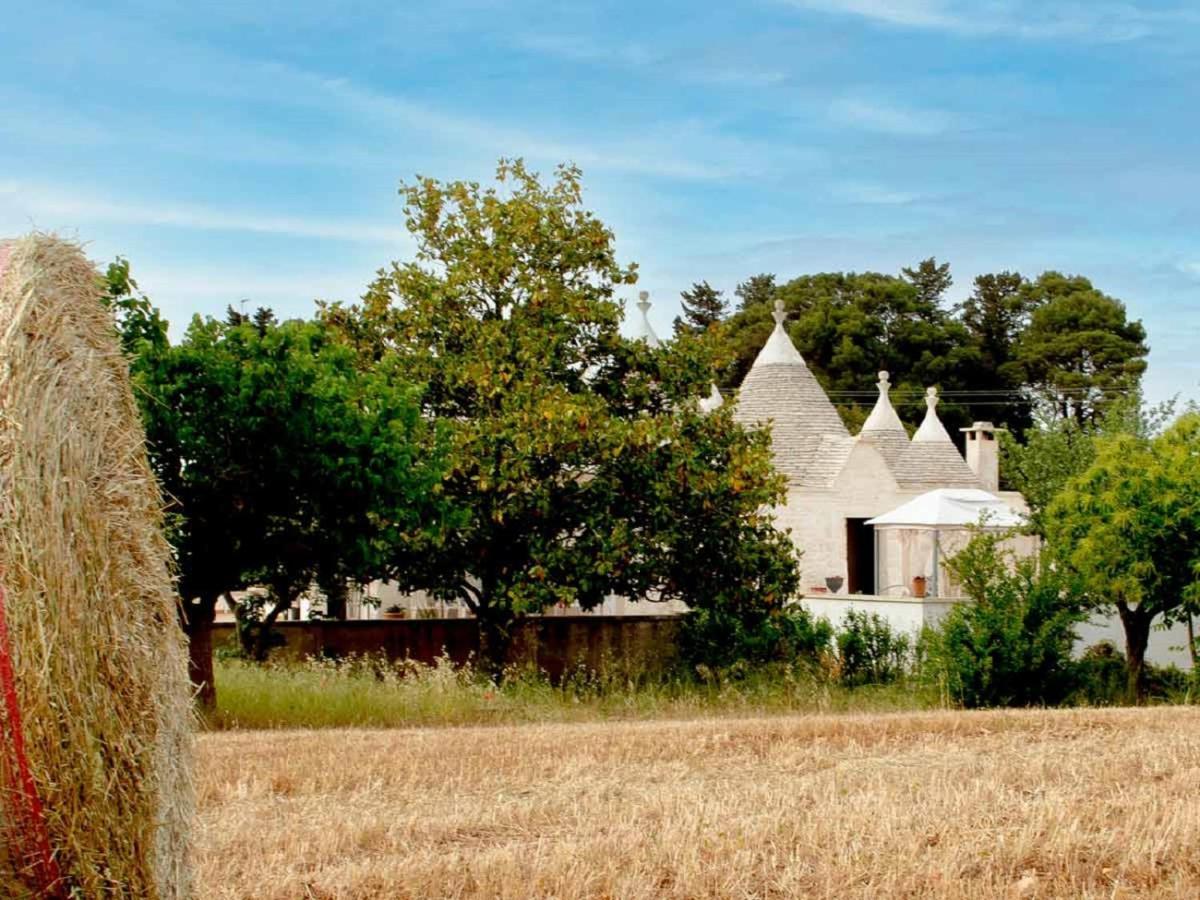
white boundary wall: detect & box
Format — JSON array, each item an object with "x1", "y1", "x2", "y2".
[{"x1": 802, "y1": 595, "x2": 1194, "y2": 669}]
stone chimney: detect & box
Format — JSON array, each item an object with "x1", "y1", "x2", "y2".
[{"x1": 960, "y1": 421, "x2": 999, "y2": 492}]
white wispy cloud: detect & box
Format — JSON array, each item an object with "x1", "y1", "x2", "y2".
[
  {"x1": 308, "y1": 72, "x2": 783, "y2": 181},
  {"x1": 515, "y1": 33, "x2": 661, "y2": 68},
  {"x1": 834, "y1": 182, "x2": 921, "y2": 205},
  {"x1": 828, "y1": 97, "x2": 954, "y2": 136},
  {"x1": 0, "y1": 182, "x2": 411, "y2": 246},
  {"x1": 515, "y1": 33, "x2": 788, "y2": 89},
  {"x1": 789, "y1": 0, "x2": 1197, "y2": 42}
]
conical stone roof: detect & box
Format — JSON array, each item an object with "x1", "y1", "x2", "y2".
[
  {"x1": 733, "y1": 300, "x2": 849, "y2": 482},
  {"x1": 896, "y1": 387, "x2": 980, "y2": 489},
  {"x1": 857, "y1": 371, "x2": 909, "y2": 467}
]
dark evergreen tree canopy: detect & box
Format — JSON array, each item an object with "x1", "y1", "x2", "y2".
[
  {"x1": 958, "y1": 271, "x2": 1037, "y2": 437},
  {"x1": 1014, "y1": 272, "x2": 1149, "y2": 425},
  {"x1": 901, "y1": 257, "x2": 953, "y2": 307},
  {"x1": 673, "y1": 280, "x2": 727, "y2": 336},
  {"x1": 734, "y1": 273, "x2": 777, "y2": 311},
  {"x1": 720, "y1": 261, "x2": 1151, "y2": 440}
]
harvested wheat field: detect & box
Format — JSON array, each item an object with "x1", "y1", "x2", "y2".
[{"x1": 197, "y1": 707, "x2": 1200, "y2": 899}]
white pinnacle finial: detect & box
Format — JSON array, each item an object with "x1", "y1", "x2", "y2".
[
  {"x1": 772, "y1": 298, "x2": 786, "y2": 326},
  {"x1": 861, "y1": 369, "x2": 904, "y2": 436},
  {"x1": 633, "y1": 290, "x2": 660, "y2": 347},
  {"x1": 913, "y1": 385, "x2": 952, "y2": 442}
]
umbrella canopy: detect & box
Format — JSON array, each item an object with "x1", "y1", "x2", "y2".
[{"x1": 866, "y1": 488, "x2": 1025, "y2": 529}]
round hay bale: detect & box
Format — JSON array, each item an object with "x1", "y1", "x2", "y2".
[{"x1": 0, "y1": 234, "x2": 193, "y2": 898}]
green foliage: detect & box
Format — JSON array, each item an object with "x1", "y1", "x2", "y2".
[
  {"x1": 673, "y1": 280, "x2": 727, "y2": 336},
  {"x1": 734, "y1": 273, "x2": 777, "y2": 312},
  {"x1": 900, "y1": 257, "x2": 953, "y2": 307},
  {"x1": 1000, "y1": 394, "x2": 1174, "y2": 534},
  {"x1": 320, "y1": 160, "x2": 799, "y2": 670},
  {"x1": 108, "y1": 268, "x2": 449, "y2": 704},
  {"x1": 958, "y1": 271, "x2": 1037, "y2": 438},
  {"x1": 138, "y1": 316, "x2": 443, "y2": 616},
  {"x1": 836, "y1": 610, "x2": 911, "y2": 687},
  {"x1": 1000, "y1": 413, "x2": 1097, "y2": 535},
  {"x1": 102, "y1": 256, "x2": 169, "y2": 357},
  {"x1": 679, "y1": 603, "x2": 832, "y2": 672},
  {"x1": 1046, "y1": 413, "x2": 1200, "y2": 700},
  {"x1": 921, "y1": 533, "x2": 1084, "y2": 708},
  {"x1": 1014, "y1": 272, "x2": 1148, "y2": 425},
  {"x1": 1071, "y1": 642, "x2": 1195, "y2": 706}
]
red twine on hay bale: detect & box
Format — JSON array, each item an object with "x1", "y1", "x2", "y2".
[{"x1": 0, "y1": 583, "x2": 64, "y2": 897}]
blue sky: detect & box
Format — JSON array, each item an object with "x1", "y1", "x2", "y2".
[{"x1": 2, "y1": 0, "x2": 1199, "y2": 404}]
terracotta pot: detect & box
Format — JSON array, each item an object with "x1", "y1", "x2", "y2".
[
  {"x1": 381, "y1": 610, "x2": 406, "y2": 620},
  {"x1": 911, "y1": 576, "x2": 927, "y2": 599}
]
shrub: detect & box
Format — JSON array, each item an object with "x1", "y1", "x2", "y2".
[
  {"x1": 836, "y1": 610, "x2": 911, "y2": 686},
  {"x1": 1069, "y1": 641, "x2": 1129, "y2": 706},
  {"x1": 1071, "y1": 641, "x2": 1195, "y2": 705},
  {"x1": 678, "y1": 604, "x2": 833, "y2": 673},
  {"x1": 921, "y1": 532, "x2": 1084, "y2": 708}
]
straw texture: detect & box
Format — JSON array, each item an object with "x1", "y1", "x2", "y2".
[{"x1": 0, "y1": 234, "x2": 193, "y2": 897}]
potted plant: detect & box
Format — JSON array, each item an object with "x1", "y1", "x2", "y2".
[
  {"x1": 381, "y1": 604, "x2": 406, "y2": 620},
  {"x1": 911, "y1": 575, "x2": 927, "y2": 598}
]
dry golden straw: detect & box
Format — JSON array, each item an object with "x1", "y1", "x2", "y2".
[
  {"x1": 197, "y1": 707, "x2": 1200, "y2": 899},
  {"x1": 0, "y1": 234, "x2": 193, "y2": 897}
]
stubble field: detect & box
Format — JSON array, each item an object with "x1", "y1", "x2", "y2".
[{"x1": 196, "y1": 707, "x2": 1200, "y2": 899}]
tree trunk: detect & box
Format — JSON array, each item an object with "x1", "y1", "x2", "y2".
[
  {"x1": 253, "y1": 592, "x2": 295, "y2": 662},
  {"x1": 475, "y1": 606, "x2": 514, "y2": 680},
  {"x1": 1117, "y1": 603, "x2": 1152, "y2": 705},
  {"x1": 1187, "y1": 612, "x2": 1197, "y2": 676},
  {"x1": 323, "y1": 579, "x2": 348, "y2": 620},
  {"x1": 183, "y1": 594, "x2": 218, "y2": 711}
]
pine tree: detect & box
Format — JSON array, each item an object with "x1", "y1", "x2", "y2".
[
  {"x1": 734, "y1": 273, "x2": 776, "y2": 311},
  {"x1": 901, "y1": 257, "x2": 953, "y2": 307},
  {"x1": 672, "y1": 280, "x2": 727, "y2": 336}
]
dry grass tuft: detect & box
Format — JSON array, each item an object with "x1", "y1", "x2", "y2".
[
  {"x1": 196, "y1": 707, "x2": 1200, "y2": 898},
  {"x1": 0, "y1": 234, "x2": 193, "y2": 897}
]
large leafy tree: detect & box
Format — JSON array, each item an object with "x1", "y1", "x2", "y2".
[
  {"x1": 672, "y1": 280, "x2": 727, "y2": 336},
  {"x1": 321, "y1": 160, "x2": 800, "y2": 671},
  {"x1": 1000, "y1": 395, "x2": 1174, "y2": 534},
  {"x1": 1047, "y1": 413, "x2": 1200, "y2": 701},
  {"x1": 1014, "y1": 272, "x2": 1148, "y2": 425},
  {"x1": 107, "y1": 266, "x2": 442, "y2": 704}
]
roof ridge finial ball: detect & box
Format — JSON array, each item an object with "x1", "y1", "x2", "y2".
[
  {"x1": 877, "y1": 371, "x2": 891, "y2": 393},
  {"x1": 772, "y1": 298, "x2": 786, "y2": 326},
  {"x1": 926, "y1": 385, "x2": 939, "y2": 409},
  {"x1": 637, "y1": 290, "x2": 650, "y2": 313}
]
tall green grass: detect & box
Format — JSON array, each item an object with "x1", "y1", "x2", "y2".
[{"x1": 209, "y1": 654, "x2": 941, "y2": 730}]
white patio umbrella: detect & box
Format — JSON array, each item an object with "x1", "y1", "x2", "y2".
[{"x1": 866, "y1": 489, "x2": 1025, "y2": 597}]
